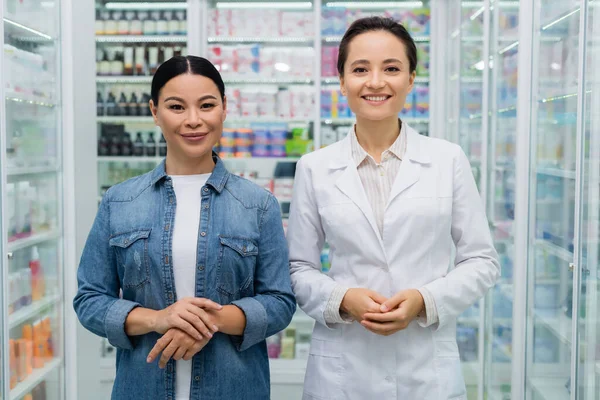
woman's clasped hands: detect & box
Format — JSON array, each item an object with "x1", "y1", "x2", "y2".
[{"x1": 147, "y1": 297, "x2": 222, "y2": 368}]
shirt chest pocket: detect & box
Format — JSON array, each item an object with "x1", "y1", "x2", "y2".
[
  {"x1": 216, "y1": 236, "x2": 258, "y2": 303},
  {"x1": 109, "y1": 229, "x2": 151, "y2": 289}
]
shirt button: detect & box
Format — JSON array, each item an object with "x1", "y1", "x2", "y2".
[
  {"x1": 168, "y1": 291, "x2": 173, "y2": 299},
  {"x1": 165, "y1": 224, "x2": 170, "y2": 231},
  {"x1": 198, "y1": 265, "x2": 204, "y2": 271},
  {"x1": 169, "y1": 198, "x2": 174, "y2": 204},
  {"x1": 203, "y1": 188, "x2": 209, "y2": 193},
  {"x1": 124, "y1": 239, "x2": 129, "y2": 245},
  {"x1": 200, "y1": 232, "x2": 206, "y2": 237},
  {"x1": 194, "y1": 376, "x2": 200, "y2": 381},
  {"x1": 204, "y1": 204, "x2": 209, "y2": 209}
]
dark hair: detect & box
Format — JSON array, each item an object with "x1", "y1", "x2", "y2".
[
  {"x1": 337, "y1": 16, "x2": 418, "y2": 76},
  {"x1": 151, "y1": 55, "x2": 225, "y2": 104}
]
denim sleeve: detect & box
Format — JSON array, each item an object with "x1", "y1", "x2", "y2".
[
  {"x1": 231, "y1": 194, "x2": 296, "y2": 351},
  {"x1": 73, "y1": 193, "x2": 140, "y2": 350}
]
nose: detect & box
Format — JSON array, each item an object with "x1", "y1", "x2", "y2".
[
  {"x1": 366, "y1": 72, "x2": 385, "y2": 89},
  {"x1": 185, "y1": 107, "x2": 203, "y2": 129}
]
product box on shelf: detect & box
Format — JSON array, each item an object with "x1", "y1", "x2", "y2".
[
  {"x1": 209, "y1": 9, "x2": 313, "y2": 37},
  {"x1": 414, "y1": 85, "x2": 430, "y2": 119}
]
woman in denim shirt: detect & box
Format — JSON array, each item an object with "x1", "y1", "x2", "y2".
[{"x1": 74, "y1": 56, "x2": 296, "y2": 400}]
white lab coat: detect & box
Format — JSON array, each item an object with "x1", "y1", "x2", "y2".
[{"x1": 287, "y1": 124, "x2": 500, "y2": 400}]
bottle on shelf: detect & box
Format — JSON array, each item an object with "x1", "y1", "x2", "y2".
[
  {"x1": 105, "y1": 92, "x2": 117, "y2": 116},
  {"x1": 148, "y1": 45, "x2": 160, "y2": 74},
  {"x1": 124, "y1": 46, "x2": 134, "y2": 76},
  {"x1": 117, "y1": 11, "x2": 130, "y2": 35},
  {"x1": 135, "y1": 45, "x2": 146, "y2": 75},
  {"x1": 134, "y1": 132, "x2": 145, "y2": 156},
  {"x1": 167, "y1": 11, "x2": 179, "y2": 36},
  {"x1": 146, "y1": 132, "x2": 157, "y2": 156},
  {"x1": 176, "y1": 10, "x2": 187, "y2": 35},
  {"x1": 105, "y1": 11, "x2": 118, "y2": 35},
  {"x1": 95, "y1": 10, "x2": 105, "y2": 35},
  {"x1": 130, "y1": 11, "x2": 143, "y2": 35},
  {"x1": 97, "y1": 91, "x2": 105, "y2": 116},
  {"x1": 109, "y1": 133, "x2": 122, "y2": 156},
  {"x1": 116, "y1": 92, "x2": 128, "y2": 116},
  {"x1": 141, "y1": 93, "x2": 152, "y2": 116},
  {"x1": 97, "y1": 48, "x2": 110, "y2": 76},
  {"x1": 143, "y1": 11, "x2": 157, "y2": 36},
  {"x1": 163, "y1": 45, "x2": 174, "y2": 62},
  {"x1": 121, "y1": 132, "x2": 133, "y2": 156},
  {"x1": 127, "y1": 92, "x2": 139, "y2": 116},
  {"x1": 159, "y1": 134, "x2": 167, "y2": 156},
  {"x1": 30, "y1": 246, "x2": 44, "y2": 302},
  {"x1": 98, "y1": 132, "x2": 110, "y2": 156},
  {"x1": 157, "y1": 11, "x2": 168, "y2": 35},
  {"x1": 111, "y1": 46, "x2": 125, "y2": 76}
]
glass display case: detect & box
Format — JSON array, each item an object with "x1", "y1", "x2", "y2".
[{"x1": 1, "y1": 0, "x2": 64, "y2": 399}]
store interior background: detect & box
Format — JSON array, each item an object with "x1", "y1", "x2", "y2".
[{"x1": 1, "y1": 0, "x2": 599, "y2": 399}]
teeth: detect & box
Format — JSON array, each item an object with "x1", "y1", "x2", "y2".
[{"x1": 365, "y1": 96, "x2": 388, "y2": 101}]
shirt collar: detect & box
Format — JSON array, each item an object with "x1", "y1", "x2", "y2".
[
  {"x1": 350, "y1": 119, "x2": 407, "y2": 167},
  {"x1": 150, "y1": 152, "x2": 230, "y2": 193}
]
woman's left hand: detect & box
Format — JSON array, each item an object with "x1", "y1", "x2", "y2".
[
  {"x1": 147, "y1": 328, "x2": 210, "y2": 368},
  {"x1": 361, "y1": 289, "x2": 425, "y2": 336}
]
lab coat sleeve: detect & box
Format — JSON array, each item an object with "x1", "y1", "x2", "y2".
[
  {"x1": 287, "y1": 158, "x2": 351, "y2": 328},
  {"x1": 422, "y1": 146, "x2": 500, "y2": 330}
]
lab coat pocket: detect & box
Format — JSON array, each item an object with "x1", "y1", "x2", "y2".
[
  {"x1": 303, "y1": 338, "x2": 343, "y2": 400},
  {"x1": 434, "y1": 341, "x2": 467, "y2": 400}
]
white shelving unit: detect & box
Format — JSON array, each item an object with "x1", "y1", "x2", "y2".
[
  {"x1": 9, "y1": 358, "x2": 62, "y2": 400},
  {"x1": 8, "y1": 295, "x2": 61, "y2": 329}
]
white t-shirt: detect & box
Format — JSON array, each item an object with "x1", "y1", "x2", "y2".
[{"x1": 171, "y1": 173, "x2": 211, "y2": 400}]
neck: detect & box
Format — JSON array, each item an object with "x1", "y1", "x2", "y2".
[
  {"x1": 354, "y1": 116, "x2": 401, "y2": 159},
  {"x1": 165, "y1": 149, "x2": 215, "y2": 176}
]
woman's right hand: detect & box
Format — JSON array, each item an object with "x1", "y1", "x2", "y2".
[
  {"x1": 152, "y1": 297, "x2": 222, "y2": 340},
  {"x1": 340, "y1": 288, "x2": 387, "y2": 322}
]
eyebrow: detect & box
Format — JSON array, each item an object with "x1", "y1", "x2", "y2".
[
  {"x1": 164, "y1": 95, "x2": 218, "y2": 102},
  {"x1": 350, "y1": 58, "x2": 404, "y2": 66}
]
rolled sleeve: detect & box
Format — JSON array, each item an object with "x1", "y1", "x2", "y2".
[
  {"x1": 230, "y1": 297, "x2": 268, "y2": 351},
  {"x1": 416, "y1": 287, "x2": 439, "y2": 328},
  {"x1": 105, "y1": 299, "x2": 141, "y2": 350},
  {"x1": 324, "y1": 285, "x2": 353, "y2": 325}
]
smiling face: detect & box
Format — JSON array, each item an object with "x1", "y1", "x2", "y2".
[
  {"x1": 150, "y1": 73, "x2": 226, "y2": 162},
  {"x1": 340, "y1": 30, "x2": 416, "y2": 123}
]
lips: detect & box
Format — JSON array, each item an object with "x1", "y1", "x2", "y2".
[
  {"x1": 362, "y1": 95, "x2": 391, "y2": 101},
  {"x1": 181, "y1": 132, "x2": 208, "y2": 138}
]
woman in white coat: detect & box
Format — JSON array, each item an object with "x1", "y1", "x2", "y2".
[{"x1": 287, "y1": 17, "x2": 500, "y2": 400}]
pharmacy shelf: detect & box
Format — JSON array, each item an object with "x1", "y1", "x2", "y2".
[
  {"x1": 223, "y1": 77, "x2": 313, "y2": 85},
  {"x1": 323, "y1": 35, "x2": 429, "y2": 43},
  {"x1": 2, "y1": 16, "x2": 55, "y2": 42},
  {"x1": 537, "y1": 167, "x2": 577, "y2": 180},
  {"x1": 96, "y1": 76, "x2": 152, "y2": 84},
  {"x1": 97, "y1": 116, "x2": 154, "y2": 123},
  {"x1": 9, "y1": 358, "x2": 62, "y2": 400},
  {"x1": 7, "y1": 164, "x2": 60, "y2": 177},
  {"x1": 529, "y1": 377, "x2": 570, "y2": 400},
  {"x1": 7, "y1": 230, "x2": 61, "y2": 253},
  {"x1": 535, "y1": 239, "x2": 573, "y2": 262},
  {"x1": 541, "y1": 5, "x2": 580, "y2": 31},
  {"x1": 5, "y1": 93, "x2": 56, "y2": 108},
  {"x1": 457, "y1": 316, "x2": 512, "y2": 326},
  {"x1": 9, "y1": 295, "x2": 61, "y2": 328},
  {"x1": 226, "y1": 117, "x2": 311, "y2": 124},
  {"x1": 534, "y1": 310, "x2": 572, "y2": 345},
  {"x1": 96, "y1": 35, "x2": 186, "y2": 43},
  {"x1": 208, "y1": 36, "x2": 314, "y2": 43},
  {"x1": 269, "y1": 358, "x2": 307, "y2": 384}
]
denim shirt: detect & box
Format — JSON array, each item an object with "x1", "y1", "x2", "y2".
[{"x1": 73, "y1": 156, "x2": 296, "y2": 400}]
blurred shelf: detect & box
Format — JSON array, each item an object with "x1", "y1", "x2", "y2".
[
  {"x1": 9, "y1": 358, "x2": 62, "y2": 400},
  {"x1": 97, "y1": 116, "x2": 154, "y2": 123},
  {"x1": 535, "y1": 239, "x2": 573, "y2": 262},
  {"x1": 493, "y1": 336, "x2": 513, "y2": 359},
  {"x1": 462, "y1": 36, "x2": 484, "y2": 42},
  {"x1": 96, "y1": 35, "x2": 186, "y2": 43},
  {"x1": 222, "y1": 157, "x2": 300, "y2": 164},
  {"x1": 534, "y1": 310, "x2": 572, "y2": 345},
  {"x1": 458, "y1": 316, "x2": 512, "y2": 326},
  {"x1": 322, "y1": 35, "x2": 429, "y2": 43},
  {"x1": 98, "y1": 156, "x2": 162, "y2": 163},
  {"x1": 536, "y1": 198, "x2": 562, "y2": 206},
  {"x1": 269, "y1": 358, "x2": 307, "y2": 384},
  {"x1": 6, "y1": 93, "x2": 56, "y2": 107},
  {"x1": 541, "y1": 5, "x2": 580, "y2": 31},
  {"x1": 321, "y1": 76, "x2": 430, "y2": 84},
  {"x1": 102, "y1": 2, "x2": 187, "y2": 10},
  {"x1": 97, "y1": 76, "x2": 152, "y2": 84},
  {"x1": 529, "y1": 377, "x2": 570, "y2": 400},
  {"x1": 536, "y1": 167, "x2": 576, "y2": 179},
  {"x1": 2, "y1": 17, "x2": 55, "y2": 42},
  {"x1": 208, "y1": 36, "x2": 314, "y2": 43},
  {"x1": 9, "y1": 295, "x2": 61, "y2": 328},
  {"x1": 290, "y1": 308, "x2": 314, "y2": 325},
  {"x1": 596, "y1": 362, "x2": 600, "y2": 375},
  {"x1": 7, "y1": 164, "x2": 59, "y2": 176},
  {"x1": 8, "y1": 230, "x2": 61, "y2": 252},
  {"x1": 223, "y1": 77, "x2": 313, "y2": 84}
]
